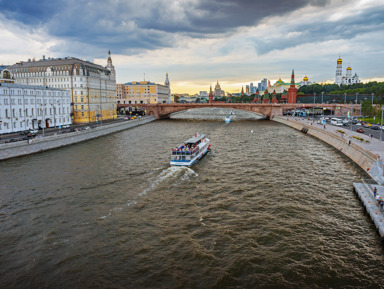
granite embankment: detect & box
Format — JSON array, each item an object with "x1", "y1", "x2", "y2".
[
  {"x1": 0, "y1": 116, "x2": 155, "y2": 161},
  {"x1": 273, "y1": 116, "x2": 384, "y2": 185}
]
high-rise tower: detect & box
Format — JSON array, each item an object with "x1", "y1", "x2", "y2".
[{"x1": 335, "y1": 56, "x2": 342, "y2": 85}]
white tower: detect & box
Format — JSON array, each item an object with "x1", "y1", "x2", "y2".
[
  {"x1": 335, "y1": 56, "x2": 342, "y2": 85},
  {"x1": 165, "y1": 72, "x2": 171, "y2": 103},
  {"x1": 164, "y1": 72, "x2": 170, "y2": 87},
  {"x1": 106, "y1": 50, "x2": 115, "y2": 80}
]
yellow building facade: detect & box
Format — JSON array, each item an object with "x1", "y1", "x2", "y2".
[{"x1": 117, "y1": 79, "x2": 170, "y2": 105}]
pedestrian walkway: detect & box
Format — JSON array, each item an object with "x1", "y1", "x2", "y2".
[
  {"x1": 353, "y1": 182, "x2": 384, "y2": 238},
  {"x1": 288, "y1": 116, "x2": 384, "y2": 162}
]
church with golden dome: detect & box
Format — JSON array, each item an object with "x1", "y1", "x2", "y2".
[
  {"x1": 300, "y1": 75, "x2": 312, "y2": 86},
  {"x1": 335, "y1": 56, "x2": 360, "y2": 85}
]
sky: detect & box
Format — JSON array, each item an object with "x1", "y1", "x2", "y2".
[{"x1": 0, "y1": 0, "x2": 383, "y2": 94}]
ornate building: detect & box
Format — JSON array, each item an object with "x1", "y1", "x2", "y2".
[
  {"x1": 116, "y1": 74, "x2": 171, "y2": 105},
  {"x1": 335, "y1": 56, "x2": 360, "y2": 85},
  {"x1": 341, "y1": 66, "x2": 360, "y2": 85},
  {"x1": 300, "y1": 75, "x2": 312, "y2": 86},
  {"x1": 7, "y1": 51, "x2": 117, "y2": 124},
  {"x1": 0, "y1": 69, "x2": 71, "y2": 134},
  {"x1": 214, "y1": 81, "x2": 225, "y2": 97}
]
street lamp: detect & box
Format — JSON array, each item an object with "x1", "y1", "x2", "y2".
[
  {"x1": 350, "y1": 103, "x2": 353, "y2": 132},
  {"x1": 321, "y1": 91, "x2": 324, "y2": 104},
  {"x1": 355, "y1": 92, "x2": 358, "y2": 104},
  {"x1": 380, "y1": 106, "x2": 384, "y2": 142},
  {"x1": 371, "y1": 93, "x2": 374, "y2": 106},
  {"x1": 344, "y1": 93, "x2": 347, "y2": 104}
]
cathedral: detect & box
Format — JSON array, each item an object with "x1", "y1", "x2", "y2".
[{"x1": 335, "y1": 56, "x2": 360, "y2": 85}]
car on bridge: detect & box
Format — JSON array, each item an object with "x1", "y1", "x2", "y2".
[{"x1": 356, "y1": 128, "x2": 364, "y2": 133}]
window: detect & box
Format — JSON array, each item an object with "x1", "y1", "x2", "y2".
[
  {"x1": 81, "y1": 105, "x2": 84, "y2": 110},
  {"x1": 81, "y1": 97, "x2": 83, "y2": 102}
]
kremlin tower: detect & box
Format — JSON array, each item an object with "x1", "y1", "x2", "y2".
[
  {"x1": 287, "y1": 69, "x2": 297, "y2": 104},
  {"x1": 209, "y1": 85, "x2": 213, "y2": 103},
  {"x1": 271, "y1": 90, "x2": 278, "y2": 104}
]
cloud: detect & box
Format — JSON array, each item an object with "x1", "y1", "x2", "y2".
[{"x1": 0, "y1": 0, "x2": 332, "y2": 56}]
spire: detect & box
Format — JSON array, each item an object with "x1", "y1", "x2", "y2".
[
  {"x1": 106, "y1": 50, "x2": 114, "y2": 73},
  {"x1": 164, "y1": 72, "x2": 170, "y2": 87},
  {"x1": 290, "y1": 69, "x2": 295, "y2": 87}
]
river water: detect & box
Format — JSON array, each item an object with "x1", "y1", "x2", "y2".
[{"x1": 1, "y1": 119, "x2": 384, "y2": 288}]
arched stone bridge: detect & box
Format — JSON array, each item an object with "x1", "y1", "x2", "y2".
[{"x1": 117, "y1": 103, "x2": 357, "y2": 119}]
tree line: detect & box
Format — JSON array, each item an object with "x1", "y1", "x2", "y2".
[{"x1": 298, "y1": 81, "x2": 384, "y2": 96}]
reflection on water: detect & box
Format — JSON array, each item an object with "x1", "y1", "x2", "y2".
[{"x1": 0, "y1": 120, "x2": 383, "y2": 288}]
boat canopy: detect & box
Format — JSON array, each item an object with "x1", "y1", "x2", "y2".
[{"x1": 184, "y1": 134, "x2": 206, "y2": 144}]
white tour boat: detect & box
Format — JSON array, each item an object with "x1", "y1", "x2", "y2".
[{"x1": 170, "y1": 133, "x2": 211, "y2": 166}]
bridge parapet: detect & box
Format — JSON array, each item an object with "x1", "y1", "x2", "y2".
[{"x1": 116, "y1": 103, "x2": 357, "y2": 120}]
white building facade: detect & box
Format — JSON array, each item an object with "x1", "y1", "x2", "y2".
[
  {"x1": 0, "y1": 82, "x2": 71, "y2": 134},
  {"x1": 335, "y1": 56, "x2": 360, "y2": 85}
]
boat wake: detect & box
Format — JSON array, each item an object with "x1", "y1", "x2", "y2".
[{"x1": 99, "y1": 166, "x2": 198, "y2": 220}]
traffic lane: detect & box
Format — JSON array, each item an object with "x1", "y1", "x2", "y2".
[{"x1": 0, "y1": 117, "x2": 143, "y2": 143}]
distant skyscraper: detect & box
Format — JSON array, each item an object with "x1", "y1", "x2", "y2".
[
  {"x1": 260, "y1": 78, "x2": 268, "y2": 91},
  {"x1": 250, "y1": 82, "x2": 255, "y2": 93}
]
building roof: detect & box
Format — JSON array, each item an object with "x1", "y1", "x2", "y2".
[
  {"x1": 0, "y1": 82, "x2": 67, "y2": 91},
  {"x1": 8, "y1": 57, "x2": 109, "y2": 72}
]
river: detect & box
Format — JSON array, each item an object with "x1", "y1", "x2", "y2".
[{"x1": 0, "y1": 119, "x2": 383, "y2": 288}]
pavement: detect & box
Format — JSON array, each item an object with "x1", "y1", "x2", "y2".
[{"x1": 287, "y1": 115, "x2": 384, "y2": 164}]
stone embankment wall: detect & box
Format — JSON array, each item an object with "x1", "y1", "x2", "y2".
[
  {"x1": 0, "y1": 116, "x2": 155, "y2": 161},
  {"x1": 273, "y1": 116, "x2": 377, "y2": 175}
]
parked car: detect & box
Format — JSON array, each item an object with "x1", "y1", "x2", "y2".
[
  {"x1": 357, "y1": 128, "x2": 365, "y2": 133},
  {"x1": 5, "y1": 138, "x2": 20, "y2": 143},
  {"x1": 69, "y1": 128, "x2": 78, "y2": 132},
  {"x1": 29, "y1": 129, "x2": 38, "y2": 134},
  {"x1": 371, "y1": 125, "x2": 379, "y2": 130},
  {"x1": 62, "y1": 124, "x2": 70, "y2": 128},
  {"x1": 19, "y1": 130, "x2": 30, "y2": 135}
]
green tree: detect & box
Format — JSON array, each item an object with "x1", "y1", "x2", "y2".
[{"x1": 361, "y1": 100, "x2": 374, "y2": 117}]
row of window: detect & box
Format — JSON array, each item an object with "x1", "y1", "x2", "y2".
[
  {"x1": 2, "y1": 107, "x2": 70, "y2": 118},
  {"x1": 0, "y1": 88, "x2": 68, "y2": 97},
  {"x1": 0, "y1": 97, "x2": 70, "y2": 105}
]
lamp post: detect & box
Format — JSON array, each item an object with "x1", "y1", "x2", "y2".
[
  {"x1": 371, "y1": 93, "x2": 374, "y2": 106},
  {"x1": 321, "y1": 91, "x2": 324, "y2": 104},
  {"x1": 344, "y1": 93, "x2": 347, "y2": 104},
  {"x1": 350, "y1": 103, "x2": 353, "y2": 132},
  {"x1": 380, "y1": 106, "x2": 384, "y2": 142},
  {"x1": 355, "y1": 92, "x2": 358, "y2": 104},
  {"x1": 40, "y1": 104, "x2": 46, "y2": 137}
]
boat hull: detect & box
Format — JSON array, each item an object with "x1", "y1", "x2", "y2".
[{"x1": 170, "y1": 144, "x2": 210, "y2": 167}]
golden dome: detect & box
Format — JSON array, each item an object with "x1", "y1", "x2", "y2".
[
  {"x1": 303, "y1": 75, "x2": 308, "y2": 81},
  {"x1": 347, "y1": 66, "x2": 352, "y2": 70},
  {"x1": 337, "y1": 57, "x2": 342, "y2": 64}
]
